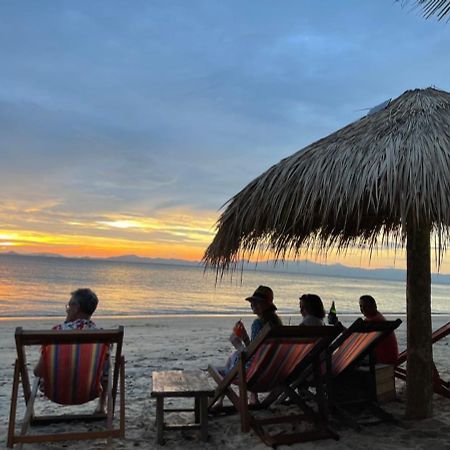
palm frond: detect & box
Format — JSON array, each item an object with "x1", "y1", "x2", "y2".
[{"x1": 397, "y1": 0, "x2": 450, "y2": 20}]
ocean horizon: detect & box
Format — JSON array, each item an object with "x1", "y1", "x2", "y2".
[{"x1": 1, "y1": 253, "x2": 449, "y2": 318}]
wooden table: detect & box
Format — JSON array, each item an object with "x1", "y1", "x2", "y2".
[{"x1": 151, "y1": 370, "x2": 216, "y2": 444}]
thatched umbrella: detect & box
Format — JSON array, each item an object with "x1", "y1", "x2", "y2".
[{"x1": 204, "y1": 87, "x2": 450, "y2": 419}]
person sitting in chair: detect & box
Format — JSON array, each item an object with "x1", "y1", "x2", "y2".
[
  {"x1": 214, "y1": 286, "x2": 282, "y2": 408},
  {"x1": 34, "y1": 288, "x2": 105, "y2": 412},
  {"x1": 359, "y1": 294, "x2": 399, "y2": 365},
  {"x1": 299, "y1": 293, "x2": 326, "y2": 326},
  {"x1": 34, "y1": 288, "x2": 99, "y2": 377}
]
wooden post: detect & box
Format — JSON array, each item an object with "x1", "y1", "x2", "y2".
[
  {"x1": 406, "y1": 223, "x2": 433, "y2": 419},
  {"x1": 199, "y1": 396, "x2": 209, "y2": 442},
  {"x1": 156, "y1": 397, "x2": 164, "y2": 445}
]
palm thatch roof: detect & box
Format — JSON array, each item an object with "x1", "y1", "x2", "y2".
[
  {"x1": 204, "y1": 87, "x2": 450, "y2": 271},
  {"x1": 399, "y1": 0, "x2": 450, "y2": 20}
]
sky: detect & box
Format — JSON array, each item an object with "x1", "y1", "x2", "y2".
[{"x1": 1, "y1": 1, "x2": 450, "y2": 269}]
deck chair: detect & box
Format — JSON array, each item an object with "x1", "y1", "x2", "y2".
[
  {"x1": 306, "y1": 318, "x2": 402, "y2": 428},
  {"x1": 395, "y1": 321, "x2": 450, "y2": 398},
  {"x1": 208, "y1": 324, "x2": 341, "y2": 447},
  {"x1": 7, "y1": 327, "x2": 125, "y2": 448}
]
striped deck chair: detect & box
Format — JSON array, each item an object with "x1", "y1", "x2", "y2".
[
  {"x1": 42, "y1": 342, "x2": 108, "y2": 405},
  {"x1": 208, "y1": 324, "x2": 341, "y2": 447},
  {"x1": 331, "y1": 319, "x2": 402, "y2": 377},
  {"x1": 321, "y1": 318, "x2": 402, "y2": 428},
  {"x1": 7, "y1": 327, "x2": 125, "y2": 449},
  {"x1": 395, "y1": 321, "x2": 450, "y2": 398}
]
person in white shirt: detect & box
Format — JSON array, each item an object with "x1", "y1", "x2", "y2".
[{"x1": 299, "y1": 293, "x2": 325, "y2": 326}]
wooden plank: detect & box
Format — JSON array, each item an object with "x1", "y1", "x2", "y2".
[
  {"x1": 165, "y1": 424, "x2": 201, "y2": 431},
  {"x1": 16, "y1": 327, "x2": 124, "y2": 346},
  {"x1": 13, "y1": 429, "x2": 122, "y2": 444},
  {"x1": 152, "y1": 370, "x2": 215, "y2": 396},
  {"x1": 31, "y1": 414, "x2": 106, "y2": 425},
  {"x1": 7, "y1": 360, "x2": 20, "y2": 448}
]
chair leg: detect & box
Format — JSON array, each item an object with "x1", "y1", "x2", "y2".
[
  {"x1": 119, "y1": 356, "x2": 126, "y2": 437},
  {"x1": 106, "y1": 354, "x2": 114, "y2": 447},
  {"x1": 18, "y1": 377, "x2": 40, "y2": 450},
  {"x1": 7, "y1": 360, "x2": 20, "y2": 448},
  {"x1": 238, "y1": 354, "x2": 250, "y2": 433},
  {"x1": 208, "y1": 366, "x2": 241, "y2": 412}
]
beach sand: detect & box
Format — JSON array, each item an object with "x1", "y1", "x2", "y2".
[{"x1": 0, "y1": 315, "x2": 449, "y2": 449}]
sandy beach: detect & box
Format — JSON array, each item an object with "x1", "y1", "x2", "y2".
[{"x1": 1, "y1": 314, "x2": 449, "y2": 449}]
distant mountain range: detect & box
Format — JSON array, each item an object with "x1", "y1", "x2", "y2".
[{"x1": 2, "y1": 250, "x2": 450, "y2": 284}]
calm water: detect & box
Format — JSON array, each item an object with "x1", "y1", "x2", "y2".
[{"x1": 0, "y1": 254, "x2": 449, "y2": 317}]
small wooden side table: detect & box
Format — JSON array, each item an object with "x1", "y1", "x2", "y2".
[{"x1": 151, "y1": 370, "x2": 215, "y2": 444}]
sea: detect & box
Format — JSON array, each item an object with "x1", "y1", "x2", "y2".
[{"x1": 0, "y1": 253, "x2": 449, "y2": 318}]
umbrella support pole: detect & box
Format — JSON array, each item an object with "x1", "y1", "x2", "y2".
[{"x1": 405, "y1": 223, "x2": 433, "y2": 419}]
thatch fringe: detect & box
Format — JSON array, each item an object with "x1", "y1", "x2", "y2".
[{"x1": 204, "y1": 88, "x2": 450, "y2": 273}]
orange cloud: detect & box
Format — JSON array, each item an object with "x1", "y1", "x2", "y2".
[
  {"x1": 0, "y1": 207, "x2": 218, "y2": 260},
  {"x1": 2, "y1": 206, "x2": 450, "y2": 273}
]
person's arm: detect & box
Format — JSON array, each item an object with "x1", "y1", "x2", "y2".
[{"x1": 250, "y1": 319, "x2": 264, "y2": 341}]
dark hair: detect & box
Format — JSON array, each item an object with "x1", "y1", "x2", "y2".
[
  {"x1": 359, "y1": 295, "x2": 377, "y2": 309},
  {"x1": 71, "y1": 288, "x2": 99, "y2": 316},
  {"x1": 300, "y1": 294, "x2": 325, "y2": 319}
]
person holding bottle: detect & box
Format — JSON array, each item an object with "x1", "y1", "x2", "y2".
[
  {"x1": 212, "y1": 286, "x2": 282, "y2": 408},
  {"x1": 226, "y1": 286, "x2": 282, "y2": 369}
]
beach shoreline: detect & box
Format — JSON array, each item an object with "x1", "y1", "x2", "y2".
[{"x1": 1, "y1": 315, "x2": 449, "y2": 449}]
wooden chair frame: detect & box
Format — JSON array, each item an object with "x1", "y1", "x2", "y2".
[
  {"x1": 208, "y1": 324, "x2": 341, "y2": 447},
  {"x1": 7, "y1": 326, "x2": 125, "y2": 448},
  {"x1": 395, "y1": 321, "x2": 450, "y2": 398},
  {"x1": 298, "y1": 318, "x2": 402, "y2": 429}
]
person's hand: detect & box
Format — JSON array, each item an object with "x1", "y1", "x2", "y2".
[{"x1": 230, "y1": 333, "x2": 245, "y2": 351}]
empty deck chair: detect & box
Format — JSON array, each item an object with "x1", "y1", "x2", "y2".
[
  {"x1": 395, "y1": 321, "x2": 450, "y2": 398},
  {"x1": 208, "y1": 324, "x2": 341, "y2": 447},
  {"x1": 7, "y1": 327, "x2": 125, "y2": 448},
  {"x1": 304, "y1": 318, "x2": 402, "y2": 428}
]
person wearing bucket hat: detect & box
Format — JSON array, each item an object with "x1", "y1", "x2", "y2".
[
  {"x1": 231, "y1": 286, "x2": 281, "y2": 348},
  {"x1": 211, "y1": 286, "x2": 282, "y2": 410},
  {"x1": 245, "y1": 286, "x2": 281, "y2": 340},
  {"x1": 245, "y1": 285, "x2": 274, "y2": 304}
]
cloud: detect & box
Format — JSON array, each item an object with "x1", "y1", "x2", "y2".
[{"x1": 1, "y1": 1, "x2": 450, "y2": 259}]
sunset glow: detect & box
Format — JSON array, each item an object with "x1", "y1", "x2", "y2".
[
  {"x1": 0, "y1": 207, "x2": 218, "y2": 260},
  {"x1": 1, "y1": 2, "x2": 449, "y2": 274}
]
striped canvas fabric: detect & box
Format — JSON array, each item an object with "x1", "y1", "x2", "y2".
[
  {"x1": 246, "y1": 338, "x2": 316, "y2": 392},
  {"x1": 42, "y1": 343, "x2": 108, "y2": 405},
  {"x1": 331, "y1": 331, "x2": 381, "y2": 376}
]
